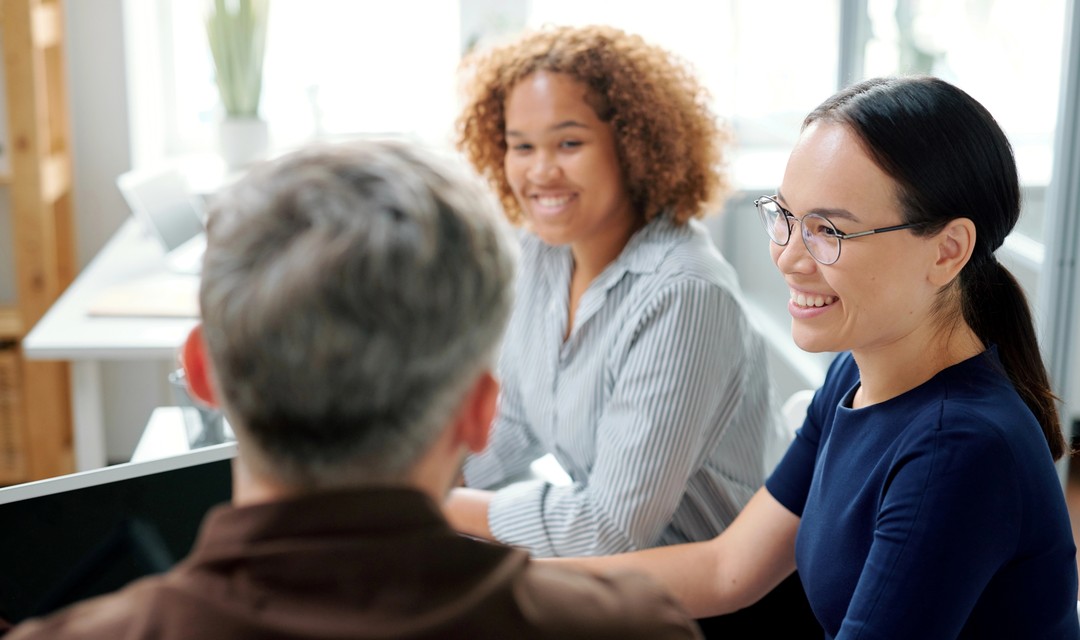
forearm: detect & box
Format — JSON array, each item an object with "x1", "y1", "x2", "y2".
[
  {"x1": 442, "y1": 487, "x2": 494, "y2": 540},
  {"x1": 551, "y1": 539, "x2": 733, "y2": 618},
  {"x1": 549, "y1": 489, "x2": 799, "y2": 619}
]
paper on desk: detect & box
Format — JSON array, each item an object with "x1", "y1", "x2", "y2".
[{"x1": 88, "y1": 274, "x2": 200, "y2": 318}]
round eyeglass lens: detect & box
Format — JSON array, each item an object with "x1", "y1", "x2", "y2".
[
  {"x1": 757, "y1": 198, "x2": 789, "y2": 244},
  {"x1": 800, "y1": 213, "x2": 841, "y2": 264}
]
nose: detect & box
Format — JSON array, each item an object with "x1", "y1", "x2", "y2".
[
  {"x1": 772, "y1": 228, "x2": 817, "y2": 275},
  {"x1": 525, "y1": 151, "x2": 561, "y2": 184}
]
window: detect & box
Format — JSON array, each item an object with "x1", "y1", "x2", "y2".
[
  {"x1": 135, "y1": 1, "x2": 462, "y2": 159},
  {"x1": 132, "y1": 1, "x2": 840, "y2": 168},
  {"x1": 860, "y1": 0, "x2": 1067, "y2": 242},
  {"x1": 524, "y1": 0, "x2": 839, "y2": 153}
]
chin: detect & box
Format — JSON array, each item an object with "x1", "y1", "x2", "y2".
[
  {"x1": 791, "y1": 330, "x2": 833, "y2": 354},
  {"x1": 531, "y1": 228, "x2": 572, "y2": 247}
]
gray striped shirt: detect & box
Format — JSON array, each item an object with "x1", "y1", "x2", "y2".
[{"x1": 464, "y1": 214, "x2": 782, "y2": 557}]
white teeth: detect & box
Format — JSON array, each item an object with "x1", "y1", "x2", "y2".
[
  {"x1": 535, "y1": 195, "x2": 572, "y2": 208},
  {"x1": 790, "y1": 289, "x2": 836, "y2": 308}
]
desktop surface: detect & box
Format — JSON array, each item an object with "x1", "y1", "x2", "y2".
[{"x1": 22, "y1": 217, "x2": 199, "y2": 361}]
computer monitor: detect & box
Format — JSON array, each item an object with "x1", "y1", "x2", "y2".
[{"x1": 0, "y1": 443, "x2": 235, "y2": 624}]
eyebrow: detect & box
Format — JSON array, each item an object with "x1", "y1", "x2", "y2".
[
  {"x1": 505, "y1": 120, "x2": 591, "y2": 138},
  {"x1": 775, "y1": 188, "x2": 861, "y2": 223}
]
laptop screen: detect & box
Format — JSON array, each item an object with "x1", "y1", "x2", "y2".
[
  {"x1": 116, "y1": 168, "x2": 206, "y2": 254},
  {"x1": 0, "y1": 443, "x2": 235, "y2": 623}
]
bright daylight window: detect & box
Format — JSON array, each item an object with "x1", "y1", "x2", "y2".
[
  {"x1": 154, "y1": 0, "x2": 462, "y2": 157},
  {"x1": 523, "y1": 0, "x2": 839, "y2": 155},
  {"x1": 145, "y1": 0, "x2": 839, "y2": 182},
  {"x1": 140, "y1": 0, "x2": 1066, "y2": 243},
  {"x1": 860, "y1": 0, "x2": 1067, "y2": 242}
]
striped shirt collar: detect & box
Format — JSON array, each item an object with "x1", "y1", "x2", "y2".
[
  {"x1": 586, "y1": 212, "x2": 685, "y2": 297},
  {"x1": 538, "y1": 211, "x2": 686, "y2": 292},
  {"x1": 616, "y1": 212, "x2": 685, "y2": 274}
]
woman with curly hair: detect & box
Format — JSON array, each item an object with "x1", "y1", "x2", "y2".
[
  {"x1": 443, "y1": 25, "x2": 820, "y2": 635},
  {"x1": 443, "y1": 20, "x2": 794, "y2": 599}
]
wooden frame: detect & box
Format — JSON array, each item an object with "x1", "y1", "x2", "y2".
[{"x1": 0, "y1": 0, "x2": 75, "y2": 481}]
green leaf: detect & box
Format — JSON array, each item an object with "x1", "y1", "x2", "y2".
[{"x1": 206, "y1": 0, "x2": 270, "y2": 118}]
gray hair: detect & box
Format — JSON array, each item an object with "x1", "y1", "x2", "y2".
[{"x1": 199, "y1": 140, "x2": 517, "y2": 487}]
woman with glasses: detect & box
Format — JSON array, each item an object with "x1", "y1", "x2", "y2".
[
  {"x1": 557, "y1": 75, "x2": 1079, "y2": 638},
  {"x1": 441, "y1": 24, "x2": 820, "y2": 634}
]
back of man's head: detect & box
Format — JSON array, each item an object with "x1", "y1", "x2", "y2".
[{"x1": 198, "y1": 140, "x2": 516, "y2": 488}]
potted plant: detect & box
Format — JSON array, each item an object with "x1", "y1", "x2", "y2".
[{"x1": 206, "y1": 0, "x2": 270, "y2": 168}]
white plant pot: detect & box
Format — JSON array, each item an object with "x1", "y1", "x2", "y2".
[{"x1": 217, "y1": 117, "x2": 269, "y2": 169}]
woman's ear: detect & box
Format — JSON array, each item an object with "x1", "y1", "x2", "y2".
[
  {"x1": 929, "y1": 218, "x2": 976, "y2": 287},
  {"x1": 181, "y1": 324, "x2": 219, "y2": 408}
]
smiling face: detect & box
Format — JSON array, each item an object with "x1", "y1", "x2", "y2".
[
  {"x1": 771, "y1": 122, "x2": 943, "y2": 357},
  {"x1": 503, "y1": 71, "x2": 638, "y2": 262}
]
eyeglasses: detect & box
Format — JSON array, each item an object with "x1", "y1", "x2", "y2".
[{"x1": 754, "y1": 195, "x2": 923, "y2": 265}]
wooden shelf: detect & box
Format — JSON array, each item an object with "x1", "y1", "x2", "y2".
[
  {"x1": 0, "y1": 0, "x2": 76, "y2": 481},
  {"x1": 40, "y1": 152, "x2": 70, "y2": 204},
  {"x1": 30, "y1": 1, "x2": 59, "y2": 49},
  {"x1": 0, "y1": 307, "x2": 21, "y2": 341}
]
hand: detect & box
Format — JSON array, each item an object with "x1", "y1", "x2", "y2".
[{"x1": 443, "y1": 487, "x2": 495, "y2": 541}]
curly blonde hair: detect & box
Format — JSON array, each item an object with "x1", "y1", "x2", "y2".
[{"x1": 456, "y1": 24, "x2": 731, "y2": 225}]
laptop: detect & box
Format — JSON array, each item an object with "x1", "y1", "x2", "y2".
[
  {"x1": 0, "y1": 443, "x2": 235, "y2": 624},
  {"x1": 117, "y1": 167, "x2": 207, "y2": 275}
]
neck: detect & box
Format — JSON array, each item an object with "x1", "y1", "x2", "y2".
[
  {"x1": 231, "y1": 453, "x2": 298, "y2": 506},
  {"x1": 851, "y1": 322, "x2": 984, "y2": 408},
  {"x1": 231, "y1": 434, "x2": 462, "y2": 508},
  {"x1": 569, "y1": 210, "x2": 644, "y2": 286}
]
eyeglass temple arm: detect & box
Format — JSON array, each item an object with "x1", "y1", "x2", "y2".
[{"x1": 836, "y1": 222, "x2": 920, "y2": 240}]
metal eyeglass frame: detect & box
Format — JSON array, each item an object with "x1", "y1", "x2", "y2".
[{"x1": 754, "y1": 195, "x2": 923, "y2": 265}]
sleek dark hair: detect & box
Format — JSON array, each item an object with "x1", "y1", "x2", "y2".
[{"x1": 805, "y1": 76, "x2": 1065, "y2": 460}]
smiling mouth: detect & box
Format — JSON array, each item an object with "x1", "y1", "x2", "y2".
[
  {"x1": 532, "y1": 194, "x2": 575, "y2": 208},
  {"x1": 790, "y1": 288, "x2": 837, "y2": 308}
]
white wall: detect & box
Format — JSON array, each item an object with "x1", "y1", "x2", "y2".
[{"x1": 65, "y1": 0, "x2": 172, "y2": 462}]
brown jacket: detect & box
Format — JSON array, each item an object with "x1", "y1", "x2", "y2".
[{"x1": 5, "y1": 488, "x2": 700, "y2": 639}]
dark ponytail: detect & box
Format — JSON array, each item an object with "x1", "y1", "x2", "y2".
[
  {"x1": 962, "y1": 258, "x2": 1064, "y2": 459},
  {"x1": 806, "y1": 76, "x2": 1066, "y2": 460}
]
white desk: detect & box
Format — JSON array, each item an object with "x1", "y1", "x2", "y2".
[
  {"x1": 131, "y1": 407, "x2": 192, "y2": 462},
  {"x1": 132, "y1": 406, "x2": 234, "y2": 463},
  {"x1": 23, "y1": 218, "x2": 199, "y2": 470}
]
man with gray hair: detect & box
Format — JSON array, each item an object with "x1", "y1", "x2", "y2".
[{"x1": 6, "y1": 140, "x2": 700, "y2": 639}]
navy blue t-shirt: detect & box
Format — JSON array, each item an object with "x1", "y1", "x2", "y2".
[{"x1": 767, "y1": 348, "x2": 1078, "y2": 639}]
